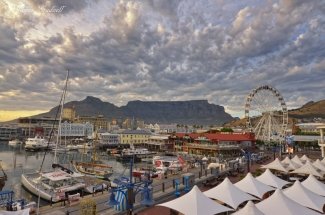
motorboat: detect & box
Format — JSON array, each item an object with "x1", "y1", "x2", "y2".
[
  {"x1": 121, "y1": 145, "x2": 156, "y2": 157},
  {"x1": 21, "y1": 169, "x2": 86, "y2": 202},
  {"x1": 153, "y1": 155, "x2": 184, "y2": 171},
  {"x1": 8, "y1": 139, "x2": 23, "y2": 146},
  {"x1": 25, "y1": 136, "x2": 50, "y2": 151}
]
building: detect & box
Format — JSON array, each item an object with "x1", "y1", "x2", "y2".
[
  {"x1": 75, "y1": 115, "x2": 110, "y2": 131},
  {"x1": 318, "y1": 124, "x2": 325, "y2": 157},
  {"x1": 60, "y1": 121, "x2": 93, "y2": 138},
  {"x1": 144, "y1": 134, "x2": 173, "y2": 151},
  {"x1": 62, "y1": 107, "x2": 76, "y2": 122},
  {"x1": 171, "y1": 132, "x2": 255, "y2": 157},
  {"x1": 119, "y1": 130, "x2": 151, "y2": 145},
  {"x1": 295, "y1": 123, "x2": 323, "y2": 134},
  {"x1": 17, "y1": 117, "x2": 59, "y2": 137},
  {"x1": 0, "y1": 125, "x2": 22, "y2": 140},
  {"x1": 99, "y1": 133, "x2": 120, "y2": 145}
]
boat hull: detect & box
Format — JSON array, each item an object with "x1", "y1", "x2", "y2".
[{"x1": 21, "y1": 173, "x2": 56, "y2": 202}]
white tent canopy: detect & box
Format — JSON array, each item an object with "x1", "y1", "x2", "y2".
[
  {"x1": 302, "y1": 174, "x2": 325, "y2": 196},
  {"x1": 291, "y1": 155, "x2": 304, "y2": 166},
  {"x1": 313, "y1": 159, "x2": 325, "y2": 172},
  {"x1": 281, "y1": 157, "x2": 301, "y2": 171},
  {"x1": 300, "y1": 155, "x2": 312, "y2": 163},
  {"x1": 256, "y1": 169, "x2": 290, "y2": 189},
  {"x1": 291, "y1": 160, "x2": 324, "y2": 178},
  {"x1": 207, "y1": 163, "x2": 219, "y2": 169},
  {"x1": 283, "y1": 180, "x2": 325, "y2": 213},
  {"x1": 204, "y1": 177, "x2": 257, "y2": 209},
  {"x1": 235, "y1": 173, "x2": 275, "y2": 199},
  {"x1": 261, "y1": 158, "x2": 288, "y2": 173},
  {"x1": 233, "y1": 201, "x2": 264, "y2": 215},
  {"x1": 202, "y1": 156, "x2": 208, "y2": 161},
  {"x1": 256, "y1": 189, "x2": 320, "y2": 215},
  {"x1": 158, "y1": 185, "x2": 233, "y2": 215}
]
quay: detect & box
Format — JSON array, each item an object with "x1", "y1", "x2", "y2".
[{"x1": 38, "y1": 163, "x2": 240, "y2": 215}]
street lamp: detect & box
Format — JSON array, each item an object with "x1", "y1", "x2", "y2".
[{"x1": 107, "y1": 157, "x2": 154, "y2": 215}]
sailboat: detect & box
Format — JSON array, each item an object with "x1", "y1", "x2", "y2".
[
  {"x1": 21, "y1": 71, "x2": 86, "y2": 202},
  {"x1": 73, "y1": 132, "x2": 113, "y2": 180}
]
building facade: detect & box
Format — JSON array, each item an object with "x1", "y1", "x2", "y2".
[
  {"x1": 171, "y1": 132, "x2": 256, "y2": 157},
  {"x1": 99, "y1": 133, "x2": 120, "y2": 145},
  {"x1": 75, "y1": 115, "x2": 110, "y2": 131},
  {"x1": 144, "y1": 135, "x2": 173, "y2": 151},
  {"x1": 62, "y1": 107, "x2": 76, "y2": 122},
  {"x1": 60, "y1": 121, "x2": 93, "y2": 138},
  {"x1": 120, "y1": 130, "x2": 151, "y2": 145}
]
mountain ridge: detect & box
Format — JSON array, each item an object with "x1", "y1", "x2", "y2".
[{"x1": 35, "y1": 96, "x2": 234, "y2": 125}]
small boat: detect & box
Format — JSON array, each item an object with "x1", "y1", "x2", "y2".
[
  {"x1": 73, "y1": 161, "x2": 113, "y2": 180},
  {"x1": 132, "y1": 168, "x2": 159, "y2": 179},
  {"x1": 25, "y1": 136, "x2": 51, "y2": 151},
  {"x1": 21, "y1": 169, "x2": 86, "y2": 202},
  {"x1": 8, "y1": 139, "x2": 23, "y2": 146},
  {"x1": 153, "y1": 155, "x2": 185, "y2": 171}
]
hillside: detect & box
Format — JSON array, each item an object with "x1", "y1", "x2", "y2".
[
  {"x1": 36, "y1": 96, "x2": 234, "y2": 125},
  {"x1": 224, "y1": 99, "x2": 325, "y2": 127}
]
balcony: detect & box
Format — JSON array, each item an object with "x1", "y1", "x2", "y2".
[{"x1": 187, "y1": 143, "x2": 241, "y2": 150}]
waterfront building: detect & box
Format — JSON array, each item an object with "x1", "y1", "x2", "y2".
[
  {"x1": 75, "y1": 115, "x2": 110, "y2": 131},
  {"x1": 17, "y1": 117, "x2": 58, "y2": 137},
  {"x1": 99, "y1": 132, "x2": 120, "y2": 145},
  {"x1": 144, "y1": 134, "x2": 173, "y2": 151},
  {"x1": 171, "y1": 132, "x2": 255, "y2": 157},
  {"x1": 60, "y1": 121, "x2": 93, "y2": 138},
  {"x1": 295, "y1": 123, "x2": 324, "y2": 133},
  {"x1": 0, "y1": 125, "x2": 22, "y2": 140},
  {"x1": 119, "y1": 130, "x2": 151, "y2": 145}
]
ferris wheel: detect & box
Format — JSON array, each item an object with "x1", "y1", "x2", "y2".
[{"x1": 245, "y1": 85, "x2": 288, "y2": 143}]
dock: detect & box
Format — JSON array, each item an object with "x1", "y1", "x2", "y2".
[{"x1": 38, "y1": 164, "x2": 239, "y2": 215}]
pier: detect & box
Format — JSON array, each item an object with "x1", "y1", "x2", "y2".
[{"x1": 38, "y1": 164, "x2": 238, "y2": 215}]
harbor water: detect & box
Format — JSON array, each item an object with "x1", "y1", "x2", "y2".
[{"x1": 0, "y1": 141, "x2": 151, "y2": 206}]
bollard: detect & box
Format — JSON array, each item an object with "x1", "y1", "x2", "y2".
[
  {"x1": 92, "y1": 187, "x2": 95, "y2": 196},
  {"x1": 162, "y1": 182, "x2": 165, "y2": 192},
  {"x1": 102, "y1": 184, "x2": 104, "y2": 194},
  {"x1": 172, "y1": 179, "x2": 175, "y2": 188},
  {"x1": 66, "y1": 210, "x2": 69, "y2": 215}
]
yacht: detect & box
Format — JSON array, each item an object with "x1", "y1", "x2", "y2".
[
  {"x1": 25, "y1": 136, "x2": 50, "y2": 151},
  {"x1": 8, "y1": 139, "x2": 23, "y2": 146},
  {"x1": 21, "y1": 169, "x2": 85, "y2": 202},
  {"x1": 115, "y1": 145, "x2": 155, "y2": 162}
]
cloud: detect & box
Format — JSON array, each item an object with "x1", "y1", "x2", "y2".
[{"x1": 0, "y1": 0, "x2": 324, "y2": 119}]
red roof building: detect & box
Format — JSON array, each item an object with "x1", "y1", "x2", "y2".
[{"x1": 172, "y1": 132, "x2": 255, "y2": 157}]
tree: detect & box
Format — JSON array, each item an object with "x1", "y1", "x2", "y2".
[{"x1": 220, "y1": 127, "x2": 233, "y2": 132}]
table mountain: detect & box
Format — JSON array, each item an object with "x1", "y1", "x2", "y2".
[{"x1": 38, "y1": 96, "x2": 234, "y2": 125}]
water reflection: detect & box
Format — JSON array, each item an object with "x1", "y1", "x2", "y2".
[{"x1": 0, "y1": 141, "x2": 133, "y2": 206}]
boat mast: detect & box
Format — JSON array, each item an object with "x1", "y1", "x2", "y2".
[{"x1": 54, "y1": 70, "x2": 69, "y2": 164}]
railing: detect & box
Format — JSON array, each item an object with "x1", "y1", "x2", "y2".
[{"x1": 187, "y1": 143, "x2": 240, "y2": 150}]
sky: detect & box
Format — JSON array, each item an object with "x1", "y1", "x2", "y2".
[{"x1": 0, "y1": 0, "x2": 324, "y2": 122}]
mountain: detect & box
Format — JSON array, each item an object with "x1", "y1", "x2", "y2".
[
  {"x1": 224, "y1": 99, "x2": 325, "y2": 127},
  {"x1": 289, "y1": 100, "x2": 325, "y2": 119},
  {"x1": 36, "y1": 96, "x2": 234, "y2": 125}
]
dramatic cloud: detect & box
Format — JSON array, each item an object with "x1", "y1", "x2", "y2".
[{"x1": 0, "y1": 0, "x2": 324, "y2": 119}]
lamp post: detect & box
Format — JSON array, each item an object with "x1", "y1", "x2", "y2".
[{"x1": 107, "y1": 156, "x2": 154, "y2": 215}]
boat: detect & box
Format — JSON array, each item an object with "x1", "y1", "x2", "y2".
[
  {"x1": 8, "y1": 139, "x2": 23, "y2": 146},
  {"x1": 21, "y1": 71, "x2": 86, "y2": 202},
  {"x1": 24, "y1": 136, "x2": 50, "y2": 151},
  {"x1": 132, "y1": 168, "x2": 159, "y2": 179},
  {"x1": 73, "y1": 161, "x2": 113, "y2": 180},
  {"x1": 114, "y1": 144, "x2": 156, "y2": 162},
  {"x1": 153, "y1": 155, "x2": 185, "y2": 171},
  {"x1": 21, "y1": 169, "x2": 85, "y2": 202},
  {"x1": 73, "y1": 132, "x2": 113, "y2": 180}
]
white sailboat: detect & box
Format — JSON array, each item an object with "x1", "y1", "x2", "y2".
[{"x1": 21, "y1": 71, "x2": 86, "y2": 202}]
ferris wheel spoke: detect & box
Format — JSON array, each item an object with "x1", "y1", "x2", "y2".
[{"x1": 246, "y1": 85, "x2": 288, "y2": 143}]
